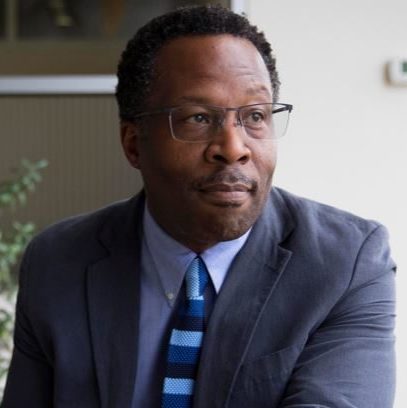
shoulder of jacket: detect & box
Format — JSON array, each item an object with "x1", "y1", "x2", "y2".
[
  {"x1": 274, "y1": 187, "x2": 381, "y2": 233},
  {"x1": 28, "y1": 194, "x2": 142, "y2": 260}
]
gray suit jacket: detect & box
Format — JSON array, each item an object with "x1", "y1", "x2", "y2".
[{"x1": 2, "y1": 188, "x2": 396, "y2": 407}]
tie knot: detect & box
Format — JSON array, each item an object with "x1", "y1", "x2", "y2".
[{"x1": 185, "y1": 256, "x2": 209, "y2": 299}]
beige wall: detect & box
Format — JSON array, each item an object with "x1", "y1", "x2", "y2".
[
  {"x1": 248, "y1": 1, "x2": 407, "y2": 406},
  {"x1": 0, "y1": 95, "x2": 142, "y2": 229}
]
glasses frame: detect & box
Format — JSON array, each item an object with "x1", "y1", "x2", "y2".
[{"x1": 132, "y1": 102, "x2": 293, "y2": 142}]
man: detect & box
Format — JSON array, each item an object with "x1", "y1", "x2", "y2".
[{"x1": 2, "y1": 5, "x2": 395, "y2": 408}]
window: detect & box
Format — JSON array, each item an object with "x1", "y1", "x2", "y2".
[{"x1": 0, "y1": 0, "x2": 238, "y2": 75}]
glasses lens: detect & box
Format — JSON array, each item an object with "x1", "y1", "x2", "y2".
[
  {"x1": 170, "y1": 105, "x2": 220, "y2": 142},
  {"x1": 272, "y1": 104, "x2": 291, "y2": 139},
  {"x1": 241, "y1": 103, "x2": 290, "y2": 139}
]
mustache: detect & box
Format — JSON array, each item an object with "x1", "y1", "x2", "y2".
[{"x1": 192, "y1": 171, "x2": 258, "y2": 191}]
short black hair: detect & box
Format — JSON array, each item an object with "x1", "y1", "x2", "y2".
[{"x1": 116, "y1": 5, "x2": 280, "y2": 121}]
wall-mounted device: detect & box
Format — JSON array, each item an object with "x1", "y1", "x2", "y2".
[{"x1": 387, "y1": 59, "x2": 407, "y2": 86}]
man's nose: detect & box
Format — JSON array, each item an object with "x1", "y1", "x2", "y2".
[{"x1": 204, "y1": 115, "x2": 251, "y2": 165}]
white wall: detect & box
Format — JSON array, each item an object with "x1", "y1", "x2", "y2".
[{"x1": 248, "y1": 1, "x2": 407, "y2": 406}]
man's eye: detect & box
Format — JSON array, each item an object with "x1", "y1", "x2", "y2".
[
  {"x1": 186, "y1": 113, "x2": 211, "y2": 124},
  {"x1": 249, "y1": 111, "x2": 265, "y2": 123},
  {"x1": 243, "y1": 108, "x2": 271, "y2": 128}
]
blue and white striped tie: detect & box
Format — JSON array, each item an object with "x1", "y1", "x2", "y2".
[{"x1": 161, "y1": 256, "x2": 209, "y2": 407}]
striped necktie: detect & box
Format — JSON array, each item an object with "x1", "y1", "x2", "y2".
[{"x1": 161, "y1": 256, "x2": 209, "y2": 408}]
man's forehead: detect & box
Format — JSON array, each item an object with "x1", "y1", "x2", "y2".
[
  {"x1": 153, "y1": 34, "x2": 269, "y2": 79},
  {"x1": 154, "y1": 34, "x2": 259, "y2": 63},
  {"x1": 147, "y1": 35, "x2": 272, "y2": 107}
]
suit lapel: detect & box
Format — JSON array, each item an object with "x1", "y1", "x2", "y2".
[
  {"x1": 87, "y1": 195, "x2": 144, "y2": 408},
  {"x1": 194, "y1": 188, "x2": 295, "y2": 408}
]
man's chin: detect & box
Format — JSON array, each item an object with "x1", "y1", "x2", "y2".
[{"x1": 197, "y1": 211, "x2": 256, "y2": 242}]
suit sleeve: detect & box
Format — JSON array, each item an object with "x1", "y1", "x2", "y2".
[
  {"x1": 1, "y1": 241, "x2": 53, "y2": 408},
  {"x1": 279, "y1": 225, "x2": 396, "y2": 408}
]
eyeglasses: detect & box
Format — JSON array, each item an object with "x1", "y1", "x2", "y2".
[{"x1": 132, "y1": 103, "x2": 293, "y2": 143}]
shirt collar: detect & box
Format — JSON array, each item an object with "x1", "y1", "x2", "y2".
[{"x1": 143, "y1": 204, "x2": 251, "y2": 300}]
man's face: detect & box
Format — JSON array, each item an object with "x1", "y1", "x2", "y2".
[{"x1": 121, "y1": 34, "x2": 277, "y2": 252}]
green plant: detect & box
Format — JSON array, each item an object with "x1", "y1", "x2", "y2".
[{"x1": 0, "y1": 159, "x2": 48, "y2": 388}]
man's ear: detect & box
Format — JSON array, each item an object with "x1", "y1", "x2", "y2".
[{"x1": 120, "y1": 121, "x2": 141, "y2": 169}]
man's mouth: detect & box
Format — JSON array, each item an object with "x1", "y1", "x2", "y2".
[
  {"x1": 196, "y1": 178, "x2": 256, "y2": 207},
  {"x1": 193, "y1": 170, "x2": 257, "y2": 191},
  {"x1": 199, "y1": 183, "x2": 252, "y2": 193},
  {"x1": 191, "y1": 170, "x2": 258, "y2": 206}
]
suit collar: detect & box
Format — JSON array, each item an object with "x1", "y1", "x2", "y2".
[{"x1": 254, "y1": 187, "x2": 296, "y2": 258}]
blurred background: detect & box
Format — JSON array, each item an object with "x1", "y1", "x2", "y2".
[{"x1": 0, "y1": 0, "x2": 406, "y2": 406}]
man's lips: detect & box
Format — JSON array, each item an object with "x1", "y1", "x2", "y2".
[
  {"x1": 192, "y1": 171, "x2": 258, "y2": 205},
  {"x1": 197, "y1": 183, "x2": 254, "y2": 205},
  {"x1": 193, "y1": 171, "x2": 257, "y2": 191},
  {"x1": 199, "y1": 183, "x2": 252, "y2": 193}
]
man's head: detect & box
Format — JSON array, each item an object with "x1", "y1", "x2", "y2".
[
  {"x1": 117, "y1": 6, "x2": 284, "y2": 252},
  {"x1": 116, "y1": 5, "x2": 280, "y2": 120}
]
